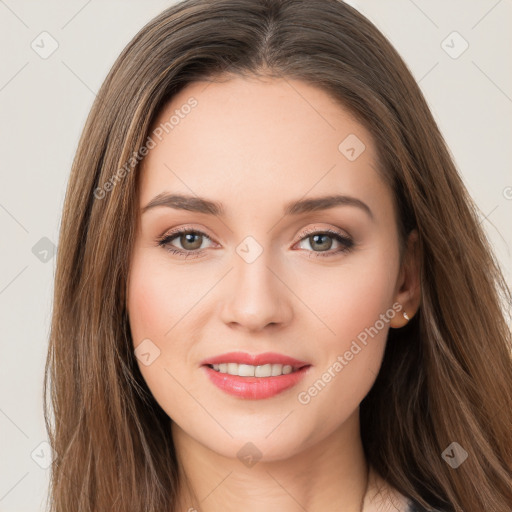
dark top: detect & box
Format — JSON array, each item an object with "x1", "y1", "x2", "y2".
[{"x1": 407, "y1": 500, "x2": 446, "y2": 512}]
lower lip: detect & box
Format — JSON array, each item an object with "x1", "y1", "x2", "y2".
[{"x1": 202, "y1": 365, "x2": 311, "y2": 399}]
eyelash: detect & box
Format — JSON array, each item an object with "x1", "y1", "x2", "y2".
[{"x1": 156, "y1": 226, "x2": 354, "y2": 259}]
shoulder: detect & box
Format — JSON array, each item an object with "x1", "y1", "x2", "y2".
[{"x1": 366, "y1": 468, "x2": 449, "y2": 512}]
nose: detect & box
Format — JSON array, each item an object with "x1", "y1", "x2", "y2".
[{"x1": 219, "y1": 249, "x2": 294, "y2": 332}]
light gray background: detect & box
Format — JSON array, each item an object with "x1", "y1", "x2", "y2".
[{"x1": 0, "y1": 1, "x2": 510, "y2": 510}]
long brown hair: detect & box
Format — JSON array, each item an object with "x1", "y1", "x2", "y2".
[{"x1": 44, "y1": 1, "x2": 512, "y2": 510}]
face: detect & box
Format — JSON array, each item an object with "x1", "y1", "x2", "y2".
[{"x1": 126, "y1": 75, "x2": 412, "y2": 462}]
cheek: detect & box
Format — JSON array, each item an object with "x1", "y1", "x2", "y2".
[
  {"x1": 126, "y1": 251, "x2": 178, "y2": 383},
  {"x1": 126, "y1": 250, "x2": 209, "y2": 420},
  {"x1": 295, "y1": 248, "x2": 398, "y2": 416},
  {"x1": 127, "y1": 248, "x2": 193, "y2": 343},
  {"x1": 303, "y1": 252, "x2": 398, "y2": 348},
  {"x1": 127, "y1": 277, "x2": 167, "y2": 355}
]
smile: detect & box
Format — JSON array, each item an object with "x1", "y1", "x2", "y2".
[
  {"x1": 207, "y1": 362, "x2": 301, "y2": 377},
  {"x1": 200, "y1": 351, "x2": 312, "y2": 399}
]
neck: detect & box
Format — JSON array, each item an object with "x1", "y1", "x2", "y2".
[{"x1": 172, "y1": 410, "x2": 373, "y2": 512}]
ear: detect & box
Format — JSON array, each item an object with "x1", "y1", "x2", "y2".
[{"x1": 390, "y1": 229, "x2": 421, "y2": 328}]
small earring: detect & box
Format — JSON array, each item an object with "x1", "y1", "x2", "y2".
[{"x1": 403, "y1": 311, "x2": 410, "y2": 321}]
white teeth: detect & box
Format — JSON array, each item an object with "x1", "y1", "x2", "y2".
[
  {"x1": 282, "y1": 365, "x2": 293, "y2": 374},
  {"x1": 238, "y1": 364, "x2": 255, "y2": 377},
  {"x1": 271, "y1": 364, "x2": 282, "y2": 376},
  {"x1": 210, "y1": 363, "x2": 298, "y2": 377},
  {"x1": 255, "y1": 364, "x2": 272, "y2": 377}
]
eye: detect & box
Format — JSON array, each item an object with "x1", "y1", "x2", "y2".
[
  {"x1": 156, "y1": 228, "x2": 214, "y2": 259},
  {"x1": 295, "y1": 228, "x2": 354, "y2": 258},
  {"x1": 156, "y1": 226, "x2": 354, "y2": 259}
]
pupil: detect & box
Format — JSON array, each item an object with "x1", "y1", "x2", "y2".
[
  {"x1": 182, "y1": 233, "x2": 202, "y2": 250},
  {"x1": 311, "y1": 234, "x2": 332, "y2": 251}
]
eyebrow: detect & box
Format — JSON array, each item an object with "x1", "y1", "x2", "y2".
[{"x1": 141, "y1": 193, "x2": 373, "y2": 219}]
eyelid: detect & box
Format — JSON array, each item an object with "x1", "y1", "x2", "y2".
[
  {"x1": 156, "y1": 224, "x2": 354, "y2": 258},
  {"x1": 294, "y1": 224, "x2": 351, "y2": 242},
  {"x1": 292, "y1": 225, "x2": 354, "y2": 257},
  {"x1": 155, "y1": 225, "x2": 218, "y2": 259},
  {"x1": 157, "y1": 224, "x2": 350, "y2": 245},
  {"x1": 157, "y1": 224, "x2": 217, "y2": 243}
]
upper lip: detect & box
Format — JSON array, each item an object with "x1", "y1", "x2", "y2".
[{"x1": 200, "y1": 351, "x2": 310, "y2": 369}]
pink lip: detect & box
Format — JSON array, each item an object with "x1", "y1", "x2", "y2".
[{"x1": 200, "y1": 351, "x2": 312, "y2": 400}]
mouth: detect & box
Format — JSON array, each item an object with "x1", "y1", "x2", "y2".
[{"x1": 200, "y1": 352, "x2": 312, "y2": 399}]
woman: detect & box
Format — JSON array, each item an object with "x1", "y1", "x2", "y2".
[{"x1": 44, "y1": 1, "x2": 512, "y2": 511}]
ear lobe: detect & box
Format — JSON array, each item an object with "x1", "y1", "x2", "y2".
[
  {"x1": 390, "y1": 229, "x2": 421, "y2": 328},
  {"x1": 390, "y1": 306, "x2": 412, "y2": 328}
]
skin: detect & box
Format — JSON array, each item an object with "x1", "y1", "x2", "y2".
[{"x1": 126, "y1": 75, "x2": 421, "y2": 512}]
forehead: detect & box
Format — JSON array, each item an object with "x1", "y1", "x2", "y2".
[{"x1": 139, "y1": 76, "x2": 389, "y2": 217}]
